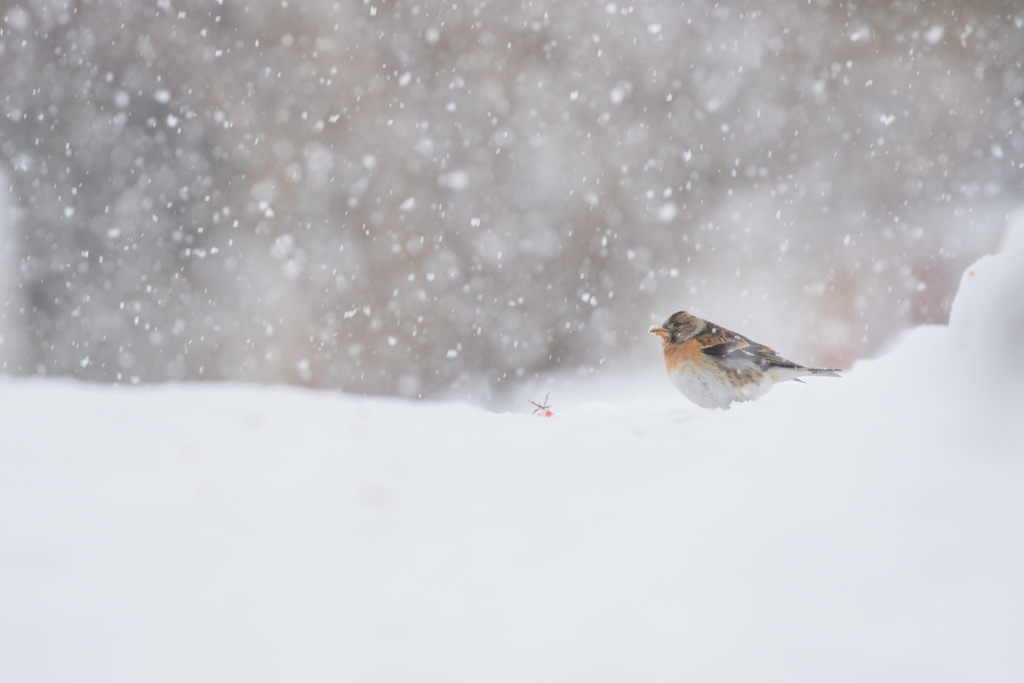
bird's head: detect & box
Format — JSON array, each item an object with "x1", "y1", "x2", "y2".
[{"x1": 649, "y1": 311, "x2": 705, "y2": 344}]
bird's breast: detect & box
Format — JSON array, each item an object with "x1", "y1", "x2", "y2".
[
  {"x1": 662, "y1": 339, "x2": 702, "y2": 375},
  {"x1": 662, "y1": 339, "x2": 772, "y2": 409}
]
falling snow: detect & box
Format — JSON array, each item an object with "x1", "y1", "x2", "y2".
[{"x1": 0, "y1": 1, "x2": 1022, "y2": 403}]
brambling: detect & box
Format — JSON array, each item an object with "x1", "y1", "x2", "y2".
[{"x1": 649, "y1": 311, "x2": 841, "y2": 410}]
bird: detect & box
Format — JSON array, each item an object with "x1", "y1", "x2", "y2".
[{"x1": 649, "y1": 311, "x2": 841, "y2": 410}]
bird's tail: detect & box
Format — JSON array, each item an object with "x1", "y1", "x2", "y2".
[{"x1": 771, "y1": 366, "x2": 842, "y2": 383}]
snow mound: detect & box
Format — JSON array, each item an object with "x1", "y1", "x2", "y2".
[
  {"x1": 949, "y1": 209, "x2": 1024, "y2": 388},
  {"x1": 1, "y1": 216, "x2": 1023, "y2": 682}
]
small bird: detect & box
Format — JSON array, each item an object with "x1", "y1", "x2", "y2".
[{"x1": 649, "y1": 311, "x2": 840, "y2": 410}]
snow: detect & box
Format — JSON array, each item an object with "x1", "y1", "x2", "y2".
[{"x1": 2, "y1": 218, "x2": 1023, "y2": 682}]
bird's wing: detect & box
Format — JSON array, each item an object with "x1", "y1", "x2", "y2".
[{"x1": 699, "y1": 334, "x2": 803, "y2": 372}]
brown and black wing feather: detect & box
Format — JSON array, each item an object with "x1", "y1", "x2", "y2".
[
  {"x1": 700, "y1": 328, "x2": 841, "y2": 377},
  {"x1": 699, "y1": 329, "x2": 805, "y2": 372}
]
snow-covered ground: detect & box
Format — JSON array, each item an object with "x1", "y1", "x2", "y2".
[{"x1": 2, "y1": 215, "x2": 1023, "y2": 683}]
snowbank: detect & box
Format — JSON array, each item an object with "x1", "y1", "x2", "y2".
[{"x1": 1, "y1": 216, "x2": 1023, "y2": 682}]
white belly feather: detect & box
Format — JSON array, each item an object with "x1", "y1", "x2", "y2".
[{"x1": 667, "y1": 363, "x2": 773, "y2": 410}]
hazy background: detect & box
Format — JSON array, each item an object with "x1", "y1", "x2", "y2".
[{"x1": 1, "y1": 0, "x2": 1021, "y2": 403}]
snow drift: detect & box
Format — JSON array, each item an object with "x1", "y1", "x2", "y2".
[{"x1": 1, "y1": 215, "x2": 1023, "y2": 682}]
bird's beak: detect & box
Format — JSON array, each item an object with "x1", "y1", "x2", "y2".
[{"x1": 649, "y1": 325, "x2": 668, "y2": 340}]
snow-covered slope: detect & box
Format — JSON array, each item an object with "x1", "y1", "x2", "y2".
[{"x1": 2, "y1": 215, "x2": 1023, "y2": 683}]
